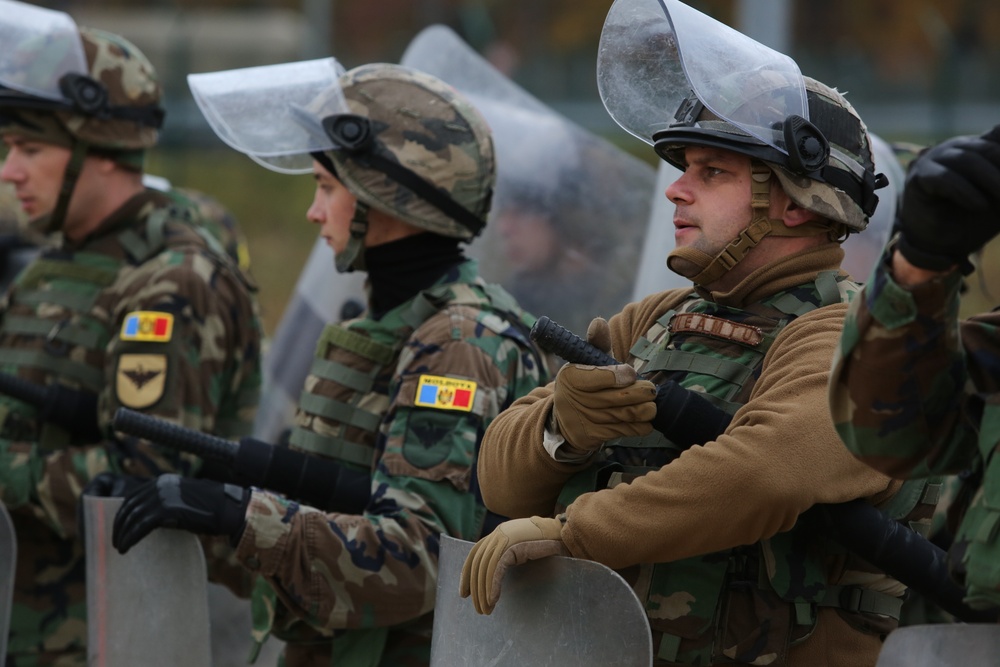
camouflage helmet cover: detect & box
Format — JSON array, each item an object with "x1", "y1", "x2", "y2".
[
  {"x1": 0, "y1": 23, "x2": 162, "y2": 152},
  {"x1": 62, "y1": 27, "x2": 162, "y2": 150},
  {"x1": 325, "y1": 63, "x2": 495, "y2": 240},
  {"x1": 763, "y1": 77, "x2": 877, "y2": 232},
  {"x1": 653, "y1": 75, "x2": 879, "y2": 233}
]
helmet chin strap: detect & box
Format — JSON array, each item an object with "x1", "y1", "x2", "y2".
[
  {"x1": 667, "y1": 161, "x2": 830, "y2": 286},
  {"x1": 334, "y1": 200, "x2": 370, "y2": 274},
  {"x1": 31, "y1": 139, "x2": 89, "y2": 236}
]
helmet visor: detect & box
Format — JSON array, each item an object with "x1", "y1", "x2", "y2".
[
  {"x1": 597, "y1": 0, "x2": 806, "y2": 155},
  {"x1": 188, "y1": 58, "x2": 348, "y2": 174},
  {"x1": 0, "y1": 0, "x2": 87, "y2": 103}
]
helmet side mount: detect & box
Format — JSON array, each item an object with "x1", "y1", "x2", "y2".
[{"x1": 782, "y1": 114, "x2": 829, "y2": 176}]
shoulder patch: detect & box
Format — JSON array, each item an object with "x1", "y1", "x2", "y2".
[
  {"x1": 120, "y1": 311, "x2": 174, "y2": 343},
  {"x1": 413, "y1": 374, "x2": 477, "y2": 412},
  {"x1": 116, "y1": 354, "x2": 168, "y2": 409}
]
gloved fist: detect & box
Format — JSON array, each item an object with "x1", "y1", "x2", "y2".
[
  {"x1": 112, "y1": 474, "x2": 249, "y2": 555},
  {"x1": 552, "y1": 360, "x2": 656, "y2": 453},
  {"x1": 459, "y1": 516, "x2": 569, "y2": 615},
  {"x1": 897, "y1": 125, "x2": 1000, "y2": 272}
]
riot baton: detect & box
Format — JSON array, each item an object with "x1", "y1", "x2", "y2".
[
  {"x1": 530, "y1": 316, "x2": 730, "y2": 448},
  {"x1": 0, "y1": 371, "x2": 101, "y2": 442},
  {"x1": 529, "y1": 315, "x2": 999, "y2": 624},
  {"x1": 112, "y1": 408, "x2": 370, "y2": 514}
]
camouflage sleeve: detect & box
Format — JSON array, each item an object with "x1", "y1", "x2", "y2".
[
  {"x1": 103, "y1": 249, "x2": 261, "y2": 440},
  {"x1": 0, "y1": 249, "x2": 261, "y2": 538},
  {"x1": 829, "y1": 249, "x2": 976, "y2": 477},
  {"x1": 233, "y1": 305, "x2": 537, "y2": 631}
]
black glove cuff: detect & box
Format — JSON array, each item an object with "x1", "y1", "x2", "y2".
[
  {"x1": 897, "y1": 236, "x2": 973, "y2": 274},
  {"x1": 220, "y1": 483, "x2": 250, "y2": 546}
]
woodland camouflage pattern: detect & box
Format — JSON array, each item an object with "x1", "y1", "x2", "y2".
[
  {"x1": 58, "y1": 27, "x2": 161, "y2": 150},
  {"x1": 326, "y1": 64, "x2": 495, "y2": 240},
  {"x1": 831, "y1": 248, "x2": 1000, "y2": 609},
  {"x1": 0, "y1": 189, "x2": 262, "y2": 666},
  {"x1": 236, "y1": 260, "x2": 548, "y2": 666}
]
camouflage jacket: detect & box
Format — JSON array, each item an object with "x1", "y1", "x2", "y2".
[
  {"x1": 0, "y1": 188, "x2": 262, "y2": 666},
  {"x1": 830, "y1": 247, "x2": 1000, "y2": 610},
  {"x1": 236, "y1": 259, "x2": 549, "y2": 666},
  {"x1": 479, "y1": 245, "x2": 908, "y2": 667}
]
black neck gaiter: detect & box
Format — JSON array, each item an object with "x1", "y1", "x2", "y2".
[{"x1": 365, "y1": 232, "x2": 465, "y2": 319}]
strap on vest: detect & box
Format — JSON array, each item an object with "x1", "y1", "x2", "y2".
[
  {"x1": 16, "y1": 258, "x2": 119, "y2": 289},
  {"x1": 308, "y1": 357, "x2": 376, "y2": 393},
  {"x1": 318, "y1": 326, "x2": 397, "y2": 366},
  {"x1": 816, "y1": 585, "x2": 904, "y2": 620},
  {"x1": 0, "y1": 348, "x2": 104, "y2": 390},
  {"x1": 14, "y1": 288, "x2": 100, "y2": 313},
  {"x1": 288, "y1": 428, "x2": 373, "y2": 470},
  {"x1": 297, "y1": 393, "x2": 382, "y2": 432}
]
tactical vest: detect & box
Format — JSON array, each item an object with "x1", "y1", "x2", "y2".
[
  {"x1": 558, "y1": 271, "x2": 935, "y2": 665},
  {"x1": 252, "y1": 267, "x2": 543, "y2": 661},
  {"x1": 0, "y1": 200, "x2": 238, "y2": 449}
]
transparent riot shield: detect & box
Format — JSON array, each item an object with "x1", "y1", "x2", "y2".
[
  {"x1": 431, "y1": 536, "x2": 652, "y2": 666},
  {"x1": 84, "y1": 496, "x2": 211, "y2": 667},
  {"x1": 402, "y1": 24, "x2": 656, "y2": 337},
  {"x1": 0, "y1": 502, "x2": 15, "y2": 660},
  {"x1": 252, "y1": 238, "x2": 366, "y2": 442},
  {"x1": 875, "y1": 624, "x2": 1000, "y2": 667}
]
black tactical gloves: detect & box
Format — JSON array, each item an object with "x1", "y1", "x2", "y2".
[
  {"x1": 112, "y1": 474, "x2": 250, "y2": 555},
  {"x1": 897, "y1": 125, "x2": 1000, "y2": 272}
]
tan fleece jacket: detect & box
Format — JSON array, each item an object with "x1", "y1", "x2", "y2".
[{"x1": 479, "y1": 242, "x2": 899, "y2": 573}]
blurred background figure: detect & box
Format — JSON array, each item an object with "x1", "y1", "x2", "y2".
[{"x1": 403, "y1": 24, "x2": 655, "y2": 338}]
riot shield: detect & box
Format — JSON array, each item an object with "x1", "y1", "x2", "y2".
[
  {"x1": 0, "y1": 502, "x2": 15, "y2": 661},
  {"x1": 402, "y1": 24, "x2": 656, "y2": 337},
  {"x1": 252, "y1": 238, "x2": 365, "y2": 442},
  {"x1": 84, "y1": 496, "x2": 211, "y2": 667},
  {"x1": 431, "y1": 536, "x2": 652, "y2": 666},
  {"x1": 875, "y1": 624, "x2": 1000, "y2": 667}
]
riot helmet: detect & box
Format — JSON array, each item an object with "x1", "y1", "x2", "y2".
[
  {"x1": 597, "y1": 0, "x2": 885, "y2": 285},
  {"x1": 189, "y1": 60, "x2": 495, "y2": 273},
  {"x1": 0, "y1": 0, "x2": 163, "y2": 231}
]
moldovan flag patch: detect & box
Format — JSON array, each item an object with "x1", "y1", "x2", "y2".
[
  {"x1": 414, "y1": 375, "x2": 477, "y2": 412},
  {"x1": 120, "y1": 311, "x2": 174, "y2": 343}
]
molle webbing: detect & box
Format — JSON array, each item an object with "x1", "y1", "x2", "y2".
[
  {"x1": 288, "y1": 324, "x2": 404, "y2": 470},
  {"x1": 0, "y1": 252, "x2": 122, "y2": 394}
]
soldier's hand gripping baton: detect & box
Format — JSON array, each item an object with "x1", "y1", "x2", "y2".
[
  {"x1": 0, "y1": 371, "x2": 101, "y2": 442},
  {"x1": 112, "y1": 408, "x2": 370, "y2": 514},
  {"x1": 530, "y1": 316, "x2": 730, "y2": 447},
  {"x1": 529, "y1": 315, "x2": 998, "y2": 624}
]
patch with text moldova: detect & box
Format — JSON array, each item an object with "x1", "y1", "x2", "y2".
[
  {"x1": 120, "y1": 311, "x2": 174, "y2": 343},
  {"x1": 413, "y1": 374, "x2": 477, "y2": 412}
]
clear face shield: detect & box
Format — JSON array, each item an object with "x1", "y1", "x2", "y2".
[
  {"x1": 597, "y1": 0, "x2": 819, "y2": 169},
  {"x1": 0, "y1": 0, "x2": 87, "y2": 106},
  {"x1": 402, "y1": 24, "x2": 656, "y2": 335},
  {"x1": 187, "y1": 58, "x2": 348, "y2": 174}
]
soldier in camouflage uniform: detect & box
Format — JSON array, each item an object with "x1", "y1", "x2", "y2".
[
  {"x1": 460, "y1": 2, "x2": 931, "y2": 665},
  {"x1": 0, "y1": 3, "x2": 262, "y2": 664},
  {"x1": 830, "y1": 125, "x2": 1000, "y2": 614},
  {"x1": 111, "y1": 60, "x2": 551, "y2": 666}
]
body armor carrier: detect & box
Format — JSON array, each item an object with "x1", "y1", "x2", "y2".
[
  {"x1": 559, "y1": 271, "x2": 936, "y2": 665},
  {"x1": 255, "y1": 262, "x2": 543, "y2": 656},
  {"x1": 0, "y1": 196, "x2": 236, "y2": 448}
]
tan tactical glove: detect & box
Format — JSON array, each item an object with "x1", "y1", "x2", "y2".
[
  {"x1": 459, "y1": 516, "x2": 569, "y2": 615},
  {"x1": 552, "y1": 318, "x2": 656, "y2": 454}
]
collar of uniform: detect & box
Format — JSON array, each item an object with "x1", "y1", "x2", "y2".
[
  {"x1": 65, "y1": 187, "x2": 172, "y2": 251},
  {"x1": 697, "y1": 242, "x2": 846, "y2": 308}
]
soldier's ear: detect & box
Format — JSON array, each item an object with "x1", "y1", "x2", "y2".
[{"x1": 780, "y1": 198, "x2": 820, "y2": 228}]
